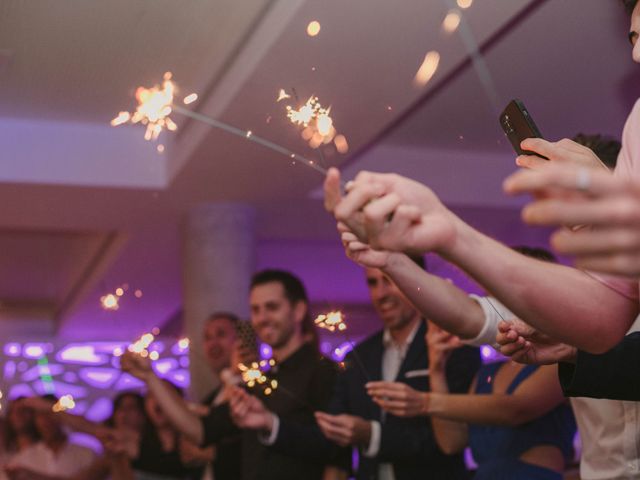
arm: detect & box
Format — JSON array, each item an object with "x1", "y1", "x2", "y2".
[
  {"x1": 559, "y1": 332, "x2": 640, "y2": 400},
  {"x1": 326, "y1": 169, "x2": 639, "y2": 353},
  {"x1": 120, "y1": 352, "x2": 204, "y2": 444},
  {"x1": 21, "y1": 397, "x2": 105, "y2": 437},
  {"x1": 428, "y1": 364, "x2": 565, "y2": 426}
]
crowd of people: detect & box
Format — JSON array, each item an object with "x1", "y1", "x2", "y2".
[{"x1": 0, "y1": 1, "x2": 637, "y2": 479}]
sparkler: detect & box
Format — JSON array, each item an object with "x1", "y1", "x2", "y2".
[
  {"x1": 314, "y1": 310, "x2": 370, "y2": 381},
  {"x1": 112, "y1": 74, "x2": 334, "y2": 178},
  {"x1": 128, "y1": 332, "x2": 155, "y2": 358},
  {"x1": 238, "y1": 359, "x2": 278, "y2": 396},
  {"x1": 52, "y1": 395, "x2": 75, "y2": 413}
]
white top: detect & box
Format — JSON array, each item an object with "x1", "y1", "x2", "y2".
[
  {"x1": 463, "y1": 294, "x2": 514, "y2": 348},
  {"x1": 8, "y1": 441, "x2": 95, "y2": 477}
]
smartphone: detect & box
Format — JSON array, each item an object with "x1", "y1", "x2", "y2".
[
  {"x1": 236, "y1": 321, "x2": 258, "y2": 354},
  {"x1": 499, "y1": 99, "x2": 547, "y2": 159}
]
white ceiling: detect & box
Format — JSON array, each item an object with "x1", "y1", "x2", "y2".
[{"x1": 0, "y1": 0, "x2": 636, "y2": 338}]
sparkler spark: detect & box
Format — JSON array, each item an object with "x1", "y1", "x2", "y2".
[
  {"x1": 414, "y1": 51, "x2": 441, "y2": 87},
  {"x1": 128, "y1": 332, "x2": 155, "y2": 356},
  {"x1": 442, "y1": 10, "x2": 461, "y2": 33},
  {"x1": 238, "y1": 359, "x2": 277, "y2": 395},
  {"x1": 100, "y1": 293, "x2": 119, "y2": 311},
  {"x1": 183, "y1": 93, "x2": 198, "y2": 105},
  {"x1": 283, "y1": 94, "x2": 345, "y2": 151},
  {"x1": 111, "y1": 71, "x2": 177, "y2": 141},
  {"x1": 277, "y1": 89, "x2": 291, "y2": 102},
  {"x1": 52, "y1": 395, "x2": 75, "y2": 413},
  {"x1": 314, "y1": 311, "x2": 347, "y2": 332}
]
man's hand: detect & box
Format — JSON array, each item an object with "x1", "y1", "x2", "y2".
[
  {"x1": 120, "y1": 351, "x2": 154, "y2": 381},
  {"x1": 314, "y1": 412, "x2": 372, "y2": 447},
  {"x1": 516, "y1": 137, "x2": 609, "y2": 172},
  {"x1": 504, "y1": 162, "x2": 640, "y2": 277},
  {"x1": 426, "y1": 321, "x2": 461, "y2": 374},
  {"x1": 496, "y1": 320, "x2": 577, "y2": 365},
  {"x1": 339, "y1": 227, "x2": 392, "y2": 269},
  {"x1": 229, "y1": 387, "x2": 274, "y2": 432},
  {"x1": 325, "y1": 168, "x2": 457, "y2": 256},
  {"x1": 365, "y1": 382, "x2": 428, "y2": 418}
]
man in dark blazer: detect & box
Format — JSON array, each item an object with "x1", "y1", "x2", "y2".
[{"x1": 314, "y1": 262, "x2": 480, "y2": 480}]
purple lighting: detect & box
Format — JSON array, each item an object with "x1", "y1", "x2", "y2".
[
  {"x1": 153, "y1": 358, "x2": 178, "y2": 376},
  {"x1": 4, "y1": 343, "x2": 21, "y2": 357},
  {"x1": 332, "y1": 342, "x2": 353, "y2": 362},
  {"x1": 57, "y1": 345, "x2": 107, "y2": 365},
  {"x1": 23, "y1": 343, "x2": 50, "y2": 359},
  {"x1": 79, "y1": 368, "x2": 119, "y2": 389},
  {"x1": 259, "y1": 343, "x2": 272, "y2": 360}
]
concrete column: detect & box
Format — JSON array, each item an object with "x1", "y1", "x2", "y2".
[{"x1": 182, "y1": 203, "x2": 256, "y2": 401}]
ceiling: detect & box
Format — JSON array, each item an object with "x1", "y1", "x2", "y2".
[{"x1": 0, "y1": 0, "x2": 636, "y2": 338}]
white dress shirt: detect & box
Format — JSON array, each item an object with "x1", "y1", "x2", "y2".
[
  {"x1": 363, "y1": 321, "x2": 421, "y2": 480},
  {"x1": 8, "y1": 441, "x2": 95, "y2": 477}
]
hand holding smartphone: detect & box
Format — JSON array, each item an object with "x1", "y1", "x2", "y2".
[{"x1": 499, "y1": 99, "x2": 548, "y2": 159}]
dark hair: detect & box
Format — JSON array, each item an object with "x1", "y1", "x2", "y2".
[
  {"x1": 3, "y1": 397, "x2": 39, "y2": 452},
  {"x1": 623, "y1": 0, "x2": 638, "y2": 15},
  {"x1": 206, "y1": 311, "x2": 240, "y2": 329},
  {"x1": 250, "y1": 269, "x2": 317, "y2": 348},
  {"x1": 105, "y1": 391, "x2": 147, "y2": 428},
  {"x1": 572, "y1": 133, "x2": 621, "y2": 170},
  {"x1": 511, "y1": 246, "x2": 557, "y2": 263}
]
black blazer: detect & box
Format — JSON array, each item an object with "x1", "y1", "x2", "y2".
[
  {"x1": 559, "y1": 331, "x2": 640, "y2": 401},
  {"x1": 273, "y1": 321, "x2": 479, "y2": 480}
]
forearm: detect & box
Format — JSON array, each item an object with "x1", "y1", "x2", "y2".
[
  {"x1": 146, "y1": 375, "x2": 203, "y2": 443},
  {"x1": 428, "y1": 371, "x2": 468, "y2": 455},
  {"x1": 382, "y1": 253, "x2": 485, "y2": 340},
  {"x1": 444, "y1": 219, "x2": 638, "y2": 352},
  {"x1": 428, "y1": 391, "x2": 550, "y2": 427},
  {"x1": 55, "y1": 412, "x2": 102, "y2": 436}
]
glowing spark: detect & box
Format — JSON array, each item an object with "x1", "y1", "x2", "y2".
[
  {"x1": 112, "y1": 71, "x2": 177, "y2": 141},
  {"x1": 113, "y1": 347, "x2": 124, "y2": 357},
  {"x1": 52, "y1": 395, "x2": 75, "y2": 413},
  {"x1": 315, "y1": 311, "x2": 347, "y2": 332},
  {"x1": 414, "y1": 51, "x2": 440, "y2": 87},
  {"x1": 457, "y1": 0, "x2": 473, "y2": 8},
  {"x1": 238, "y1": 360, "x2": 278, "y2": 395},
  {"x1": 115, "y1": 288, "x2": 124, "y2": 297},
  {"x1": 443, "y1": 10, "x2": 461, "y2": 33},
  {"x1": 134, "y1": 289, "x2": 143, "y2": 298},
  {"x1": 316, "y1": 110, "x2": 333, "y2": 136},
  {"x1": 151, "y1": 327, "x2": 160, "y2": 335},
  {"x1": 178, "y1": 338, "x2": 190, "y2": 350},
  {"x1": 149, "y1": 351, "x2": 159, "y2": 361},
  {"x1": 307, "y1": 21, "x2": 321, "y2": 37},
  {"x1": 277, "y1": 89, "x2": 291, "y2": 102},
  {"x1": 100, "y1": 294, "x2": 119, "y2": 311},
  {"x1": 246, "y1": 130, "x2": 252, "y2": 138},
  {"x1": 128, "y1": 332, "x2": 155, "y2": 355},
  {"x1": 183, "y1": 93, "x2": 198, "y2": 105}
]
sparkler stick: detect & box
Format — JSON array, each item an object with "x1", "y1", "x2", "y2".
[{"x1": 315, "y1": 311, "x2": 370, "y2": 381}]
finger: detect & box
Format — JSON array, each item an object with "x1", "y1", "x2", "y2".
[
  {"x1": 373, "y1": 204, "x2": 422, "y2": 251},
  {"x1": 516, "y1": 155, "x2": 550, "y2": 170},
  {"x1": 497, "y1": 320, "x2": 514, "y2": 333},
  {"x1": 575, "y1": 251, "x2": 640, "y2": 278},
  {"x1": 552, "y1": 225, "x2": 640, "y2": 256},
  {"x1": 520, "y1": 138, "x2": 563, "y2": 160},
  {"x1": 499, "y1": 337, "x2": 527, "y2": 356},
  {"x1": 324, "y1": 168, "x2": 343, "y2": 212}
]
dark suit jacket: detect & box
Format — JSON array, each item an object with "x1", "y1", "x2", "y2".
[
  {"x1": 559, "y1": 331, "x2": 640, "y2": 401},
  {"x1": 275, "y1": 321, "x2": 480, "y2": 480}
]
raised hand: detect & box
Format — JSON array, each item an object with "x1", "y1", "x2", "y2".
[
  {"x1": 229, "y1": 387, "x2": 274, "y2": 432},
  {"x1": 516, "y1": 137, "x2": 609, "y2": 172},
  {"x1": 120, "y1": 350, "x2": 154, "y2": 381},
  {"x1": 426, "y1": 321, "x2": 461, "y2": 374},
  {"x1": 496, "y1": 319, "x2": 577, "y2": 365}
]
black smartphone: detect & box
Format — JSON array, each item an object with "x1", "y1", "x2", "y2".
[{"x1": 499, "y1": 99, "x2": 547, "y2": 159}]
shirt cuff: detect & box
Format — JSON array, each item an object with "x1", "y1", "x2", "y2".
[
  {"x1": 258, "y1": 414, "x2": 280, "y2": 446},
  {"x1": 462, "y1": 295, "x2": 503, "y2": 348},
  {"x1": 362, "y1": 421, "x2": 381, "y2": 458}
]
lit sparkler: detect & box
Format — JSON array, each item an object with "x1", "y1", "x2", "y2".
[
  {"x1": 128, "y1": 332, "x2": 155, "y2": 358},
  {"x1": 52, "y1": 395, "x2": 75, "y2": 413},
  {"x1": 100, "y1": 293, "x2": 119, "y2": 311},
  {"x1": 238, "y1": 359, "x2": 278, "y2": 396},
  {"x1": 112, "y1": 74, "x2": 333, "y2": 178},
  {"x1": 314, "y1": 310, "x2": 347, "y2": 332},
  {"x1": 283, "y1": 94, "x2": 343, "y2": 151}
]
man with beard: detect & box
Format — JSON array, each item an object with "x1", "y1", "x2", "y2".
[{"x1": 122, "y1": 269, "x2": 346, "y2": 480}]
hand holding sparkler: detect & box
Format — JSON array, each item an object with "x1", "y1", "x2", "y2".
[
  {"x1": 120, "y1": 350, "x2": 154, "y2": 381},
  {"x1": 228, "y1": 386, "x2": 276, "y2": 433},
  {"x1": 237, "y1": 359, "x2": 278, "y2": 396},
  {"x1": 314, "y1": 412, "x2": 372, "y2": 447}
]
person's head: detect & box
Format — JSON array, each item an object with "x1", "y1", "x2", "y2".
[
  {"x1": 203, "y1": 312, "x2": 239, "y2": 373},
  {"x1": 34, "y1": 395, "x2": 66, "y2": 443},
  {"x1": 365, "y1": 255, "x2": 424, "y2": 332},
  {"x1": 107, "y1": 392, "x2": 147, "y2": 431},
  {"x1": 145, "y1": 380, "x2": 182, "y2": 428},
  {"x1": 3, "y1": 397, "x2": 39, "y2": 449},
  {"x1": 623, "y1": 0, "x2": 640, "y2": 62},
  {"x1": 249, "y1": 270, "x2": 309, "y2": 350},
  {"x1": 572, "y1": 133, "x2": 621, "y2": 170}
]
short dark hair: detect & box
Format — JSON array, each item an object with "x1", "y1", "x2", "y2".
[
  {"x1": 511, "y1": 246, "x2": 557, "y2": 263},
  {"x1": 623, "y1": 0, "x2": 638, "y2": 15},
  {"x1": 572, "y1": 133, "x2": 621, "y2": 170},
  {"x1": 206, "y1": 311, "x2": 240, "y2": 329},
  {"x1": 106, "y1": 391, "x2": 147, "y2": 428}
]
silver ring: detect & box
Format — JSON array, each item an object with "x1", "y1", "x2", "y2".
[{"x1": 576, "y1": 168, "x2": 591, "y2": 191}]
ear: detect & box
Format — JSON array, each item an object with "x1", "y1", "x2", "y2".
[{"x1": 293, "y1": 300, "x2": 308, "y2": 326}]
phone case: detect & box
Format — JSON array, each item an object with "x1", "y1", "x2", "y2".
[{"x1": 499, "y1": 99, "x2": 547, "y2": 158}]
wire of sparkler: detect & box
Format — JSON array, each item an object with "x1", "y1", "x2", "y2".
[{"x1": 171, "y1": 105, "x2": 331, "y2": 177}]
